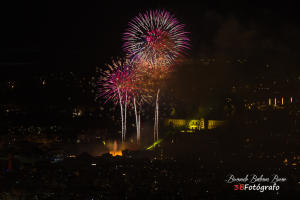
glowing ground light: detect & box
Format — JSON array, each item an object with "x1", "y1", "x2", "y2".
[
  {"x1": 146, "y1": 139, "x2": 163, "y2": 150},
  {"x1": 109, "y1": 151, "x2": 123, "y2": 157},
  {"x1": 109, "y1": 140, "x2": 123, "y2": 156}
]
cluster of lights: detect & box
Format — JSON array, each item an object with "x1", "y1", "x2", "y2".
[
  {"x1": 72, "y1": 108, "x2": 83, "y2": 118},
  {"x1": 8, "y1": 81, "x2": 15, "y2": 89}
]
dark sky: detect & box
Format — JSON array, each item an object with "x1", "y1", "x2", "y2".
[
  {"x1": 1, "y1": 1, "x2": 300, "y2": 73},
  {"x1": 0, "y1": 1, "x2": 299, "y2": 121}
]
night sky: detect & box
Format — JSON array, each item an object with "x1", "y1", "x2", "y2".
[
  {"x1": 2, "y1": 1, "x2": 300, "y2": 72},
  {"x1": 1, "y1": 1, "x2": 300, "y2": 114}
]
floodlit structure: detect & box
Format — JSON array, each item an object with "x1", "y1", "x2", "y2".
[{"x1": 165, "y1": 118, "x2": 225, "y2": 132}]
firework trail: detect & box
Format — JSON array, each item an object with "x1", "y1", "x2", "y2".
[
  {"x1": 117, "y1": 88, "x2": 124, "y2": 141},
  {"x1": 132, "y1": 61, "x2": 167, "y2": 143},
  {"x1": 124, "y1": 91, "x2": 128, "y2": 142},
  {"x1": 133, "y1": 95, "x2": 150, "y2": 144},
  {"x1": 133, "y1": 98, "x2": 140, "y2": 143},
  {"x1": 131, "y1": 67, "x2": 152, "y2": 144},
  {"x1": 98, "y1": 59, "x2": 135, "y2": 142},
  {"x1": 154, "y1": 88, "x2": 160, "y2": 141}
]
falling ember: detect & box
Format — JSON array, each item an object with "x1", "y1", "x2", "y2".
[
  {"x1": 154, "y1": 88, "x2": 160, "y2": 142},
  {"x1": 134, "y1": 98, "x2": 141, "y2": 144}
]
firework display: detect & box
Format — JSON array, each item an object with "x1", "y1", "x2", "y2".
[
  {"x1": 123, "y1": 10, "x2": 190, "y2": 66},
  {"x1": 98, "y1": 59, "x2": 150, "y2": 143},
  {"x1": 123, "y1": 9, "x2": 190, "y2": 142},
  {"x1": 99, "y1": 9, "x2": 190, "y2": 143},
  {"x1": 98, "y1": 60, "x2": 135, "y2": 105},
  {"x1": 98, "y1": 59, "x2": 136, "y2": 142}
]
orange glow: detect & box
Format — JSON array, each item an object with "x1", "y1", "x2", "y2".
[
  {"x1": 109, "y1": 150, "x2": 123, "y2": 156},
  {"x1": 109, "y1": 140, "x2": 123, "y2": 156}
]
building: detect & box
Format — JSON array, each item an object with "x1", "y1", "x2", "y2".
[{"x1": 165, "y1": 118, "x2": 225, "y2": 132}]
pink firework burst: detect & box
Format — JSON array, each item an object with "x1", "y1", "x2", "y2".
[
  {"x1": 123, "y1": 9, "x2": 190, "y2": 66},
  {"x1": 98, "y1": 59, "x2": 136, "y2": 105}
]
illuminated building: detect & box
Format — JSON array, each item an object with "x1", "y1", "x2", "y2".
[
  {"x1": 165, "y1": 118, "x2": 225, "y2": 132},
  {"x1": 188, "y1": 118, "x2": 205, "y2": 130},
  {"x1": 207, "y1": 120, "x2": 225, "y2": 130},
  {"x1": 265, "y1": 96, "x2": 294, "y2": 108}
]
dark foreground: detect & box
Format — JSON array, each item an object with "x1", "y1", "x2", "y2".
[{"x1": 0, "y1": 147, "x2": 299, "y2": 200}]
